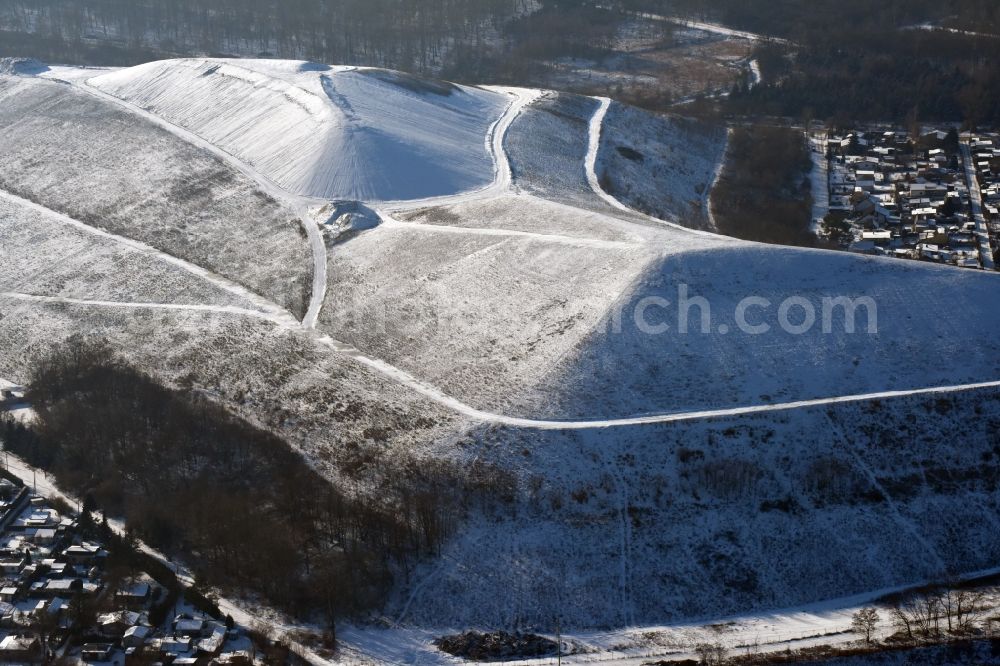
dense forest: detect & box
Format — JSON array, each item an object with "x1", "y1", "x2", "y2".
[
  {"x1": 0, "y1": 342, "x2": 515, "y2": 636},
  {"x1": 624, "y1": 0, "x2": 1000, "y2": 125},
  {"x1": 711, "y1": 126, "x2": 815, "y2": 247},
  {"x1": 731, "y1": 21, "x2": 1000, "y2": 125},
  {"x1": 2, "y1": 0, "x2": 997, "y2": 124},
  {"x1": 0, "y1": 0, "x2": 531, "y2": 71}
]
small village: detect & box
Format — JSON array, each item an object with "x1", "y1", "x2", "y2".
[
  {"x1": 814, "y1": 126, "x2": 1000, "y2": 271},
  {"x1": 0, "y1": 465, "x2": 261, "y2": 665}
]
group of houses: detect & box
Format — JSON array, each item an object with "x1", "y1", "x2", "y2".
[
  {"x1": 0, "y1": 477, "x2": 256, "y2": 664},
  {"x1": 818, "y1": 127, "x2": 996, "y2": 270},
  {"x1": 968, "y1": 133, "x2": 1000, "y2": 254}
]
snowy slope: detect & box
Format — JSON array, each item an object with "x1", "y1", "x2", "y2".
[
  {"x1": 0, "y1": 299, "x2": 462, "y2": 485},
  {"x1": 89, "y1": 59, "x2": 510, "y2": 202},
  {"x1": 321, "y1": 206, "x2": 661, "y2": 412},
  {"x1": 0, "y1": 194, "x2": 262, "y2": 309},
  {"x1": 521, "y1": 245, "x2": 1000, "y2": 420},
  {"x1": 0, "y1": 74, "x2": 312, "y2": 318},
  {"x1": 389, "y1": 386, "x2": 1000, "y2": 630},
  {"x1": 5, "y1": 57, "x2": 1000, "y2": 649},
  {"x1": 596, "y1": 101, "x2": 727, "y2": 229}
]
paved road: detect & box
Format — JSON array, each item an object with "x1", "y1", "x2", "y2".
[{"x1": 961, "y1": 142, "x2": 995, "y2": 270}]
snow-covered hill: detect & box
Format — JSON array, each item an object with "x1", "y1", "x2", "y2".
[
  {"x1": 3, "y1": 57, "x2": 1000, "y2": 652},
  {"x1": 88, "y1": 59, "x2": 510, "y2": 202}
]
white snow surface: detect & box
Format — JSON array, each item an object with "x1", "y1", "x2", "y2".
[
  {"x1": 88, "y1": 59, "x2": 511, "y2": 202},
  {"x1": 8, "y1": 57, "x2": 1000, "y2": 650}
]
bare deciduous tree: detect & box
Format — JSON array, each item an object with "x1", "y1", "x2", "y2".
[
  {"x1": 851, "y1": 607, "x2": 879, "y2": 644},
  {"x1": 695, "y1": 642, "x2": 728, "y2": 666}
]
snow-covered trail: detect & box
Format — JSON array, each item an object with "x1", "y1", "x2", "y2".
[
  {"x1": 350, "y1": 561, "x2": 1000, "y2": 666},
  {"x1": 10, "y1": 287, "x2": 1000, "y2": 431},
  {"x1": 704, "y1": 128, "x2": 731, "y2": 231},
  {"x1": 747, "y1": 58, "x2": 762, "y2": 88},
  {"x1": 58, "y1": 77, "x2": 330, "y2": 330},
  {"x1": 809, "y1": 134, "x2": 830, "y2": 236},
  {"x1": 0, "y1": 293, "x2": 293, "y2": 326},
  {"x1": 380, "y1": 87, "x2": 542, "y2": 212},
  {"x1": 632, "y1": 11, "x2": 790, "y2": 45},
  {"x1": 380, "y1": 215, "x2": 639, "y2": 249},
  {"x1": 826, "y1": 416, "x2": 948, "y2": 575},
  {"x1": 0, "y1": 189, "x2": 299, "y2": 327},
  {"x1": 317, "y1": 332, "x2": 1000, "y2": 430},
  {"x1": 900, "y1": 22, "x2": 1000, "y2": 40}
]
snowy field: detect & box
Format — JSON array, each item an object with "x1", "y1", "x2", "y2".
[
  {"x1": 89, "y1": 59, "x2": 510, "y2": 202},
  {"x1": 0, "y1": 74, "x2": 313, "y2": 317},
  {"x1": 321, "y1": 206, "x2": 661, "y2": 412},
  {"x1": 522, "y1": 244, "x2": 1000, "y2": 420}
]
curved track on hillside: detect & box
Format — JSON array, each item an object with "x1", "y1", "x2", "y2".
[
  {"x1": 12, "y1": 71, "x2": 1000, "y2": 432},
  {"x1": 584, "y1": 96, "x2": 725, "y2": 240},
  {"x1": 378, "y1": 87, "x2": 542, "y2": 212},
  {"x1": 9, "y1": 283, "x2": 1000, "y2": 430}
]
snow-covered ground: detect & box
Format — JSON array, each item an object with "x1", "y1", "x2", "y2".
[
  {"x1": 384, "y1": 385, "x2": 1000, "y2": 631},
  {"x1": 5, "y1": 57, "x2": 1000, "y2": 660},
  {"x1": 0, "y1": 74, "x2": 313, "y2": 318},
  {"x1": 0, "y1": 191, "x2": 290, "y2": 322},
  {"x1": 595, "y1": 101, "x2": 728, "y2": 229},
  {"x1": 87, "y1": 59, "x2": 511, "y2": 202},
  {"x1": 522, "y1": 244, "x2": 1000, "y2": 420},
  {"x1": 321, "y1": 202, "x2": 661, "y2": 413}
]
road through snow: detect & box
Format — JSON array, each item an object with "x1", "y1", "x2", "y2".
[
  {"x1": 380, "y1": 215, "x2": 639, "y2": 249},
  {"x1": 960, "y1": 142, "x2": 996, "y2": 271}
]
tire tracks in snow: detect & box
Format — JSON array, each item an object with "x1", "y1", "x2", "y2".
[
  {"x1": 825, "y1": 414, "x2": 948, "y2": 575},
  {"x1": 0, "y1": 293, "x2": 292, "y2": 326}
]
